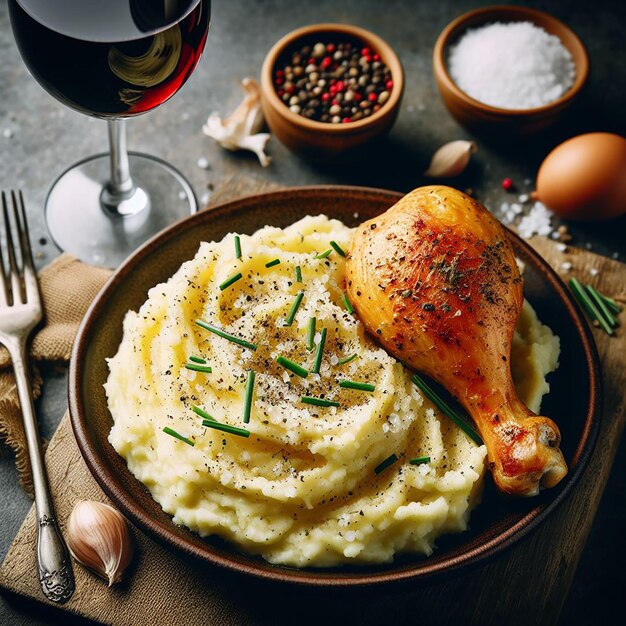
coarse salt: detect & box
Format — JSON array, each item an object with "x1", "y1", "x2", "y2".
[
  {"x1": 448, "y1": 21, "x2": 575, "y2": 109},
  {"x1": 517, "y1": 201, "x2": 553, "y2": 239}
]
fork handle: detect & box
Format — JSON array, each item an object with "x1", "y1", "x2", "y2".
[{"x1": 10, "y1": 339, "x2": 75, "y2": 603}]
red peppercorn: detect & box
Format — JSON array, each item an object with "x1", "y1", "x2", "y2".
[
  {"x1": 277, "y1": 88, "x2": 285, "y2": 97},
  {"x1": 354, "y1": 92, "x2": 362, "y2": 101},
  {"x1": 275, "y1": 77, "x2": 284, "y2": 86},
  {"x1": 331, "y1": 99, "x2": 339, "y2": 106},
  {"x1": 368, "y1": 92, "x2": 378, "y2": 102},
  {"x1": 321, "y1": 93, "x2": 330, "y2": 102},
  {"x1": 308, "y1": 57, "x2": 315, "y2": 65},
  {"x1": 373, "y1": 53, "x2": 381, "y2": 62},
  {"x1": 361, "y1": 47, "x2": 371, "y2": 56},
  {"x1": 336, "y1": 80, "x2": 345, "y2": 92},
  {"x1": 326, "y1": 43, "x2": 335, "y2": 53},
  {"x1": 386, "y1": 79, "x2": 394, "y2": 90},
  {"x1": 286, "y1": 85, "x2": 295, "y2": 94},
  {"x1": 275, "y1": 69, "x2": 284, "y2": 78},
  {"x1": 373, "y1": 104, "x2": 381, "y2": 112},
  {"x1": 342, "y1": 117, "x2": 351, "y2": 123},
  {"x1": 321, "y1": 56, "x2": 332, "y2": 69},
  {"x1": 502, "y1": 178, "x2": 514, "y2": 191}
]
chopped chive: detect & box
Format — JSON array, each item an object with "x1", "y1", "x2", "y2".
[
  {"x1": 409, "y1": 456, "x2": 431, "y2": 465},
  {"x1": 202, "y1": 419, "x2": 250, "y2": 438},
  {"x1": 192, "y1": 405, "x2": 216, "y2": 421},
  {"x1": 337, "y1": 353, "x2": 357, "y2": 365},
  {"x1": 276, "y1": 355, "x2": 309, "y2": 378},
  {"x1": 163, "y1": 427, "x2": 195, "y2": 447},
  {"x1": 312, "y1": 327, "x2": 327, "y2": 374},
  {"x1": 329, "y1": 241, "x2": 346, "y2": 257},
  {"x1": 342, "y1": 292, "x2": 354, "y2": 315},
  {"x1": 375, "y1": 453, "x2": 398, "y2": 474},
  {"x1": 301, "y1": 396, "x2": 340, "y2": 408},
  {"x1": 295, "y1": 265, "x2": 303, "y2": 283},
  {"x1": 196, "y1": 320, "x2": 258, "y2": 351},
  {"x1": 411, "y1": 374, "x2": 483, "y2": 445},
  {"x1": 306, "y1": 317, "x2": 316, "y2": 351},
  {"x1": 600, "y1": 292, "x2": 621, "y2": 315},
  {"x1": 569, "y1": 278, "x2": 613, "y2": 335},
  {"x1": 184, "y1": 363, "x2": 213, "y2": 373},
  {"x1": 586, "y1": 285, "x2": 617, "y2": 327},
  {"x1": 265, "y1": 258, "x2": 281, "y2": 268},
  {"x1": 284, "y1": 291, "x2": 304, "y2": 326},
  {"x1": 234, "y1": 235, "x2": 242, "y2": 259},
  {"x1": 188, "y1": 355, "x2": 206, "y2": 364},
  {"x1": 243, "y1": 371, "x2": 255, "y2": 424},
  {"x1": 315, "y1": 249, "x2": 332, "y2": 259},
  {"x1": 339, "y1": 380, "x2": 375, "y2": 392},
  {"x1": 219, "y1": 272, "x2": 243, "y2": 291}
]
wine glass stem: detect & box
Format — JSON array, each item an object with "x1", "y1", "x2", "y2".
[
  {"x1": 108, "y1": 119, "x2": 133, "y2": 197},
  {"x1": 101, "y1": 119, "x2": 148, "y2": 217}
]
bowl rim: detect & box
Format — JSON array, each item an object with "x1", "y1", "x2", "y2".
[
  {"x1": 69, "y1": 185, "x2": 602, "y2": 587},
  {"x1": 433, "y1": 4, "x2": 590, "y2": 117},
  {"x1": 260, "y1": 23, "x2": 404, "y2": 133}
]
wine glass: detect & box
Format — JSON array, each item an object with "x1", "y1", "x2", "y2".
[{"x1": 8, "y1": 0, "x2": 211, "y2": 267}]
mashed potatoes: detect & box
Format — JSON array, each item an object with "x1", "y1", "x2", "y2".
[{"x1": 106, "y1": 215, "x2": 559, "y2": 567}]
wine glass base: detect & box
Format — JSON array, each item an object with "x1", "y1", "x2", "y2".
[{"x1": 45, "y1": 152, "x2": 198, "y2": 268}]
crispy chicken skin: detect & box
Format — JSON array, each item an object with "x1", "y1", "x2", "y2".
[{"x1": 346, "y1": 186, "x2": 567, "y2": 496}]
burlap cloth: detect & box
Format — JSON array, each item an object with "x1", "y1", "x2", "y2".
[{"x1": 0, "y1": 254, "x2": 111, "y2": 492}]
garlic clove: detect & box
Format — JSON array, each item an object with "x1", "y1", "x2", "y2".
[
  {"x1": 67, "y1": 500, "x2": 134, "y2": 587},
  {"x1": 424, "y1": 140, "x2": 477, "y2": 178},
  {"x1": 202, "y1": 77, "x2": 271, "y2": 167}
]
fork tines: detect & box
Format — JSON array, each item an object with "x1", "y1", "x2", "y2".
[{"x1": 0, "y1": 190, "x2": 37, "y2": 307}]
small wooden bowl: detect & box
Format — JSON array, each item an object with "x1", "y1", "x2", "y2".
[
  {"x1": 261, "y1": 24, "x2": 404, "y2": 159},
  {"x1": 433, "y1": 6, "x2": 589, "y2": 135}
]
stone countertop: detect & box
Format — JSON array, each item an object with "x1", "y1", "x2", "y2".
[{"x1": 0, "y1": 0, "x2": 624, "y2": 624}]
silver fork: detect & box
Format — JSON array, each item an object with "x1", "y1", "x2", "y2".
[{"x1": 0, "y1": 191, "x2": 74, "y2": 603}]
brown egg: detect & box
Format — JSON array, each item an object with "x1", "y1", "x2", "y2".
[{"x1": 536, "y1": 132, "x2": 626, "y2": 220}]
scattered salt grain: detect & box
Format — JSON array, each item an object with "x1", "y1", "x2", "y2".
[
  {"x1": 561, "y1": 261, "x2": 572, "y2": 271},
  {"x1": 590, "y1": 268, "x2": 599, "y2": 277},
  {"x1": 200, "y1": 192, "x2": 211, "y2": 205},
  {"x1": 178, "y1": 190, "x2": 187, "y2": 200},
  {"x1": 517, "y1": 201, "x2": 553, "y2": 239},
  {"x1": 518, "y1": 194, "x2": 530, "y2": 203},
  {"x1": 556, "y1": 243, "x2": 567, "y2": 252},
  {"x1": 448, "y1": 21, "x2": 575, "y2": 109},
  {"x1": 585, "y1": 242, "x2": 593, "y2": 250},
  {"x1": 197, "y1": 157, "x2": 210, "y2": 169},
  {"x1": 524, "y1": 178, "x2": 532, "y2": 186},
  {"x1": 612, "y1": 252, "x2": 620, "y2": 260},
  {"x1": 2, "y1": 128, "x2": 13, "y2": 139}
]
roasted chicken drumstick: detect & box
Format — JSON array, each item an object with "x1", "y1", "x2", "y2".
[{"x1": 346, "y1": 186, "x2": 567, "y2": 496}]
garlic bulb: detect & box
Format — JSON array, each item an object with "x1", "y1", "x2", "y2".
[
  {"x1": 67, "y1": 501, "x2": 134, "y2": 587},
  {"x1": 203, "y1": 77, "x2": 271, "y2": 167},
  {"x1": 424, "y1": 140, "x2": 477, "y2": 178}
]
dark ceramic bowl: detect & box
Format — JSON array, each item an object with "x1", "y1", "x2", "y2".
[
  {"x1": 69, "y1": 186, "x2": 601, "y2": 586},
  {"x1": 433, "y1": 6, "x2": 589, "y2": 135}
]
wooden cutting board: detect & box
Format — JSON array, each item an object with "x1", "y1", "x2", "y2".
[{"x1": 1, "y1": 177, "x2": 624, "y2": 626}]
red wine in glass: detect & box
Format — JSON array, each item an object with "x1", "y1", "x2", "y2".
[{"x1": 8, "y1": 0, "x2": 211, "y2": 267}]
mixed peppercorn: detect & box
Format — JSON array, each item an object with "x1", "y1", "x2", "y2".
[{"x1": 273, "y1": 37, "x2": 394, "y2": 123}]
